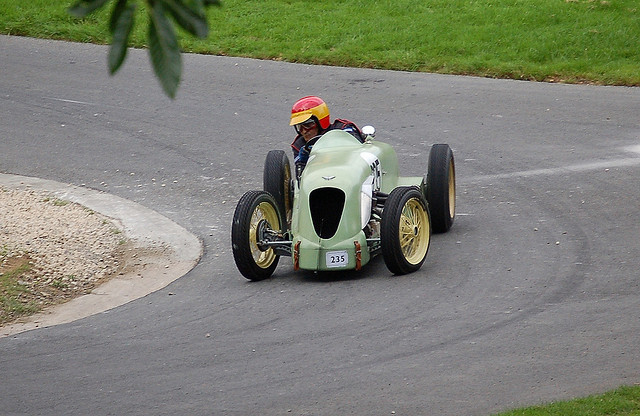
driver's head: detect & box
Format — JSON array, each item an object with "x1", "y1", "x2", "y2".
[
  {"x1": 290, "y1": 96, "x2": 330, "y2": 141},
  {"x1": 294, "y1": 117, "x2": 320, "y2": 142}
]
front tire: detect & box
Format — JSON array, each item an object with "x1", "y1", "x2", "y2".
[
  {"x1": 231, "y1": 190, "x2": 282, "y2": 281},
  {"x1": 424, "y1": 144, "x2": 455, "y2": 233},
  {"x1": 263, "y1": 150, "x2": 292, "y2": 232},
  {"x1": 381, "y1": 187, "x2": 431, "y2": 275}
]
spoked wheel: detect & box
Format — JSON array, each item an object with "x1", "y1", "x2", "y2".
[
  {"x1": 423, "y1": 143, "x2": 455, "y2": 233},
  {"x1": 231, "y1": 190, "x2": 282, "y2": 281},
  {"x1": 381, "y1": 187, "x2": 431, "y2": 275},
  {"x1": 263, "y1": 150, "x2": 292, "y2": 232}
]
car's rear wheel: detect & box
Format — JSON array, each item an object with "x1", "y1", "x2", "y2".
[
  {"x1": 423, "y1": 144, "x2": 455, "y2": 233},
  {"x1": 231, "y1": 190, "x2": 282, "y2": 281},
  {"x1": 263, "y1": 150, "x2": 292, "y2": 232},
  {"x1": 381, "y1": 187, "x2": 431, "y2": 275}
]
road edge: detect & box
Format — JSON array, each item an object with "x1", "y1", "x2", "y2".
[{"x1": 0, "y1": 173, "x2": 203, "y2": 337}]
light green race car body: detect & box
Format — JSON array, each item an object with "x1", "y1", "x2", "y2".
[{"x1": 291, "y1": 130, "x2": 422, "y2": 271}]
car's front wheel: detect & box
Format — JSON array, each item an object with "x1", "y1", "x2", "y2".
[
  {"x1": 263, "y1": 150, "x2": 292, "y2": 232},
  {"x1": 231, "y1": 190, "x2": 282, "y2": 281},
  {"x1": 381, "y1": 186, "x2": 431, "y2": 275}
]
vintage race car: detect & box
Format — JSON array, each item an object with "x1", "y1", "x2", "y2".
[{"x1": 231, "y1": 126, "x2": 455, "y2": 280}]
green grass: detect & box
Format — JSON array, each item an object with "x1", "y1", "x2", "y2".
[
  {"x1": 43, "y1": 196, "x2": 70, "y2": 206},
  {"x1": 0, "y1": 256, "x2": 39, "y2": 324},
  {"x1": 495, "y1": 385, "x2": 640, "y2": 415},
  {"x1": 1, "y1": 0, "x2": 639, "y2": 85}
]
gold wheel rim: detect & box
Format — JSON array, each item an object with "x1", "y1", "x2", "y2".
[
  {"x1": 448, "y1": 162, "x2": 456, "y2": 219},
  {"x1": 249, "y1": 201, "x2": 280, "y2": 268},
  {"x1": 283, "y1": 168, "x2": 292, "y2": 226},
  {"x1": 399, "y1": 198, "x2": 430, "y2": 265}
]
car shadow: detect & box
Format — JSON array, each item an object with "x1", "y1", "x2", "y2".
[{"x1": 269, "y1": 255, "x2": 393, "y2": 283}]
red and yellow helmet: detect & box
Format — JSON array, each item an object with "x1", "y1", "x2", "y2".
[{"x1": 289, "y1": 96, "x2": 330, "y2": 129}]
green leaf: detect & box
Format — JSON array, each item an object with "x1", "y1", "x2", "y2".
[
  {"x1": 108, "y1": 1, "x2": 135, "y2": 74},
  {"x1": 182, "y1": 0, "x2": 205, "y2": 16},
  {"x1": 160, "y1": 0, "x2": 209, "y2": 38},
  {"x1": 203, "y1": 0, "x2": 221, "y2": 5},
  {"x1": 69, "y1": 0, "x2": 111, "y2": 17},
  {"x1": 109, "y1": 0, "x2": 129, "y2": 33},
  {"x1": 148, "y1": 2, "x2": 182, "y2": 99}
]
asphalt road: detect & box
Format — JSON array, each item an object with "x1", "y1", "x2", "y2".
[{"x1": 1, "y1": 35, "x2": 639, "y2": 416}]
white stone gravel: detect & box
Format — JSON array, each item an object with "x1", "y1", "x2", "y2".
[{"x1": 0, "y1": 187, "x2": 124, "y2": 302}]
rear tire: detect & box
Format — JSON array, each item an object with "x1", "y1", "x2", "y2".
[
  {"x1": 231, "y1": 190, "x2": 282, "y2": 281},
  {"x1": 424, "y1": 144, "x2": 455, "y2": 233},
  {"x1": 264, "y1": 150, "x2": 292, "y2": 232},
  {"x1": 381, "y1": 187, "x2": 431, "y2": 275}
]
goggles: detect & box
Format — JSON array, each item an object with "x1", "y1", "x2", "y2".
[{"x1": 295, "y1": 118, "x2": 318, "y2": 133}]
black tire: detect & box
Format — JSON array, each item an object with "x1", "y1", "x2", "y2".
[
  {"x1": 381, "y1": 187, "x2": 431, "y2": 275},
  {"x1": 231, "y1": 190, "x2": 282, "y2": 281},
  {"x1": 424, "y1": 144, "x2": 455, "y2": 233},
  {"x1": 263, "y1": 150, "x2": 292, "y2": 232}
]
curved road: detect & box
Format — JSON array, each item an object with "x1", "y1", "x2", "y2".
[{"x1": 1, "y1": 35, "x2": 639, "y2": 415}]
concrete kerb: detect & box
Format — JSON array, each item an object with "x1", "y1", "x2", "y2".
[{"x1": 0, "y1": 173, "x2": 203, "y2": 337}]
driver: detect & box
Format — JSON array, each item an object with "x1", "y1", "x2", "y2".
[{"x1": 289, "y1": 96, "x2": 364, "y2": 166}]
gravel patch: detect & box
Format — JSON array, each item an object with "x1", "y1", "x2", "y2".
[{"x1": 0, "y1": 187, "x2": 126, "y2": 323}]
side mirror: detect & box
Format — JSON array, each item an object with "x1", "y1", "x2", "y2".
[{"x1": 362, "y1": 125, "x2": 376, "y2": 139}]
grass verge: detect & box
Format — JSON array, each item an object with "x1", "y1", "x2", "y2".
[
  {"x1": 0, "y1": 254, "x2": 40, "y2": 325},
  {"x1": 496, "y1": 385, "x2": 640, "y2": 415},
  {"x1": 1, "y1": 0, "x2": 639, "y2": 85}
]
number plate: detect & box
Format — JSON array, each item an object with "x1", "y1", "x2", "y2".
[{"x1": 326, "y1": 250, "x2": 348, "y2": 268}]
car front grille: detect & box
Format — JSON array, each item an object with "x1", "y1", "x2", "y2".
[{"x1": 309, "y1": 187, "x2": 345, "y2": 239}]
